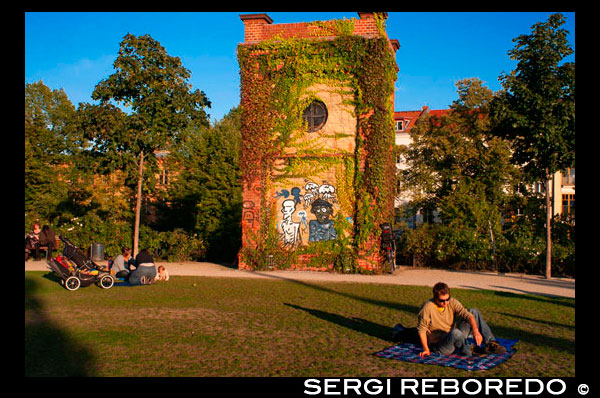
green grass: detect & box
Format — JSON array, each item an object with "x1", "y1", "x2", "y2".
[{"x1": 25, "y1": 271, "x2": 575, "y2": 377}]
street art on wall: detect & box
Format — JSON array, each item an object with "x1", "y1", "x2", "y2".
[
  {"x1": 308, "y1": 198, "x2": 337, "y2": 242},
  {"x1": 275, "y1": 180, "x2": 339, "y2": 248}
]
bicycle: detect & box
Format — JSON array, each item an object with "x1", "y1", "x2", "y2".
[{"x1": 379, "y1": 223, "x2": 396, "y2": 273}]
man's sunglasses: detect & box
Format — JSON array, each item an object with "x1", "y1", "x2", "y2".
[{"x1": 436, "y1": 297, "x2": 450, "y2": 303}]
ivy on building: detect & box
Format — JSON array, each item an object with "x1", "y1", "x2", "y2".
[{"x1": 237, "y1": 15, "x2": 397, "y2": 272}]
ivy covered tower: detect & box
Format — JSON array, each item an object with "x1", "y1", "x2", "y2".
[{"x1": 237, "y1": 12, "x2": 399, "y2": 272}]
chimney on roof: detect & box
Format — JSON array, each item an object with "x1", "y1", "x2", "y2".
[
  {"x1": 239, "y1": 13, "x2": 273, "y2": 24},
  {"x1": 357, "y1": 12, "x2": 388, "y2": 20},
  {"x1": 240, "y1": 13, "x2": 273, "y2": 43}
]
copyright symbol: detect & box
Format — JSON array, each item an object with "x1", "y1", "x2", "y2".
[{"x1": 578, "y1": 384, "x2": 589, "y2": 395}]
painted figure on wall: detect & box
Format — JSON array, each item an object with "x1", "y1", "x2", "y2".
[
  {"x1": 280, "y1": 199, "x2": 301, "y2": 248},
  {"x1": 276, "y1": 180, "x2": 339, "y2": 247},
  {"x1": 309, "y1": 198, "x2": 337, "y2": 242},
  {"x1": 318, "y1": 183, "x2": 337, "y2": 203}
]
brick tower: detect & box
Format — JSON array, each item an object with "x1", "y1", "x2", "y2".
[{"x1": 237, "y1": 12, "x2": 399, "y2": 272}]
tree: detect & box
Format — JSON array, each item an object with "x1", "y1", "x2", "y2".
[
  {"x1": 25, "y1": 81, "x2": 76, "y2": 227},
  {"x1": 490, "y1": 13, "x2": 575, "y2": 279},
  {"x1": 399, "y1": 78, "x2": 518, "y2": 268},
  {"x1": 401, "y1": 78, "x2": 516, "y2": 215},
  {"x1": 91, "y1": 34, "x2": 211, "y2": 255},
  {"x1": 73, "y1": 102, "x2": 136, "y2": 224},
  {"x1": 160, "y1": 107, "x2": 242, "y2": 262}
]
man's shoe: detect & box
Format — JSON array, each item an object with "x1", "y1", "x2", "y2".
[{"x1": 485, "y1": 340, "x2": 506, "y2": 355}]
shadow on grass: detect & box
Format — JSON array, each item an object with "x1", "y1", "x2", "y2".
[
  {"x1": 490, "y1": 324, "x2": 574, "y2": 355},
  {"x1": 460, "y1": 285, "x2": 574, "y2": 308},
  {"x1": 254, "y1": 271, "x2": 420, "y2": 315},
  {"x1": 41, "y1": 271, "x2": 62, "y2": 284},
  {"x1": 268, "y1": 273, "x2": 574, "y2": 356},
  {"x1": 25, "y1": 276, "x2": 96, "y2": 376},
  {"x1": 498, "y1": 312, "x2": 575, "y2": 331},
  {"x1": 284, "y1": 303, "x2": 393, "y2": 342}
]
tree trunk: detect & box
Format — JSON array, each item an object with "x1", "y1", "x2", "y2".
[
  {"x1": 133, "y1": 150, "x2": 144, "y2": 257},
  {"x1": 545, "y1": 172, "x2": 552, "y2": 279}
]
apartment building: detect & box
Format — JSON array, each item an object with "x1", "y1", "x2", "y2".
[{"x1": 393, "y1": 106, "x2": 575, "y2": 221}]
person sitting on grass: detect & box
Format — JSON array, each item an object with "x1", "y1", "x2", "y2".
[
  {"x1": 128, "y1": 248, "x2": 156, "y2": 285},
  {"x1": 111, "y1": 247, "x2": 133, "y2": 280},
  {"x1": 417, "y1": 282, "x2": 506, "y2": 358},
  {"x1": 155, "y1": 265, "x2": 169, "y2": 281}
]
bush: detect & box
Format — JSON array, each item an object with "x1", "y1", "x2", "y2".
[
  {"x1": 55, "y1": 214, "x2": 132, "y2": 258},
  {"x1": 398, "y1": 214, "x2": 575, "y2": 278},
  {"x1": 139, "y1": 226, "x2": 206, "y2": 262},
  {"x1": 398, "y1": 223, "x2": 437, "y2": 267},
  {"x1": 549, "y1": 215, "x2": 575, "y2": 277},
  {"x1": 53, "y1": 216, "x2": 205, "y2": 262},
  {"x1": 495, "y1": 230, "x2": 545, "y2": 274},
  {"x1": 434, "y1": 224, "x2": 495, "y2": 270}
]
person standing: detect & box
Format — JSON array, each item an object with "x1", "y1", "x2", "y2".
[{"x1": 39, "y1": 225, "x2": 56, "y2": 259}]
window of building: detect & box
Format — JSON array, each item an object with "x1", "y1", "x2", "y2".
[
  {"x1": 562, "y1": 168, "x2": 575, "y2": 186},
  {"x1": 562, "y1": 194, "x2": 575, "y2": 217},
  {"x1": 395, "y1": 120, "x2": 410, "y2": 132},
  {"x1": 303, "y1": 100, "x2": 328, "y2": 132},
  {"x1": 533, "y1": 182, "x2": 546, "y2": 194},
  {"x1": 160, "y1": 169, "x2": 169, "y2": 185}
]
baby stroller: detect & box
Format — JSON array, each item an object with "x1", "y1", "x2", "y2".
[{"x1": 46, "y1": 235, "x2": 115, "y2": 291}]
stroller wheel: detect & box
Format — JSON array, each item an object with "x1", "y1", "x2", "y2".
[
  {"x1": 98, "y1": 274, "x2": 114, "y2": 289},
  {"x1": 65, "y1": 276, "x2": 81, "y2": 291}
]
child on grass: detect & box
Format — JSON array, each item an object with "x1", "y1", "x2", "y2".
[{"x1": 155, "y1": 265, "x2": 169, "y2": 281}]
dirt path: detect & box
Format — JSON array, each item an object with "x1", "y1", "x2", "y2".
[{"x1": 25, "y1": 260, "x2": 574, "y2": 299}]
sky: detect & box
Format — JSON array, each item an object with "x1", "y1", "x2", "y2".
[{"x1": 25, "y1": 12, "x2": 575, "y2": 124}]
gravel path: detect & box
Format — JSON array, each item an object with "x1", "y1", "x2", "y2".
[{"x1": 25, "y1": 260, "x2": 574, "y2": 299}]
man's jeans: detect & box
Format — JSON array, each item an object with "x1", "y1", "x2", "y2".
[
  {"x1": 128, "y1": 264, "x2": 157, "y2": 285},
  {"x1": 431, "y1": 308, "x2": 496, "y2": 356}
]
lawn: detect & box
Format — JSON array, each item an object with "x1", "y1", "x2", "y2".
[{"x1": 25, "y1": 271, "x2": 575, "y2": 377}]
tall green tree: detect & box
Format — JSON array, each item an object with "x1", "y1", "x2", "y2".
[
  {"x1": 399, "y1": 78, "x2": 518, "y2": 267},
  {"x1": 73, "y1": 102, "x2": 136, "y2": 226},
  {"x1": 401, "y1": 78, "x2": 516, "y2": 216},
  {"x1": 90, "y1": 33, "x2": 211, "y2": 255},
  {"x1": 25, "y1": 81, "x2": 76, "y2": 227},
  {"x1": 490, "y1": 13, "x2": 575, "y2": 279},
  {"x1": 161, "y1": 107, "x2": 242, "y2": 262}
]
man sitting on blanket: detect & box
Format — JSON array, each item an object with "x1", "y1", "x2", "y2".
[{"x1": 417, "y1": 282, "x2": 506, "y2": 358}]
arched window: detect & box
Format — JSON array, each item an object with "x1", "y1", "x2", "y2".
[{"x1": 302, "y1": 100, "x2": 328, "y2": 132}]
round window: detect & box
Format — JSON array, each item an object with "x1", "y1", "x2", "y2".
[{"x1": 302, "y1": 100, "x2": 328, "y2": 132}]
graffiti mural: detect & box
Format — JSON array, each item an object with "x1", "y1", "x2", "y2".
[
  {"x1": 242, "y1": 201, "x2": 256, "y2": 228},
  {"x1": 308, "y1": 198, "x2": 337, "y2": 242},
  {"x1": 280, "y1": 199, "x2": 302, "y2": 248},
  {"x1": 276, "y1": 180, "x2": 339, "y2": 247}
]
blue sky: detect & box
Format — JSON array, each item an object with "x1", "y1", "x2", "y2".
[{"x1": 25, "y1": 12, "x2": 575, "y2": 123}]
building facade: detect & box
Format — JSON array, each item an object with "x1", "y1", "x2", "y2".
[
  {"x1": 237, "y1": 12, "x2": 399, "y2": 272},
  {"x1": 392, "y1": 106, "x2": 575, "y2": 221}
]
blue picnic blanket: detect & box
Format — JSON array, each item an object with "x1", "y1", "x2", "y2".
[
  {"x1": 113, "y1": 277, "x2": 132, "y2": 287},
  {"x1": 374, "y1": 337, "x2": 518, "y2": 371}
]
